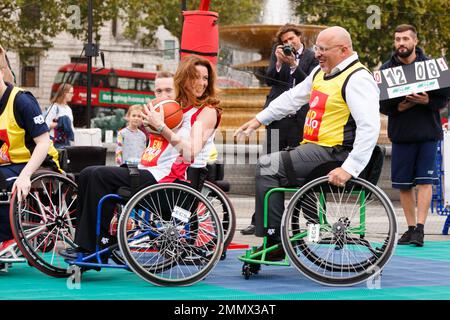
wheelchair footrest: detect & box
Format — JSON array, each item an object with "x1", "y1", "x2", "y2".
[{"x1": 238, "y1": 246, "x2": 290, "y2": 267}]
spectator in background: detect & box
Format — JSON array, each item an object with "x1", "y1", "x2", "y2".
[
  {"x1": 140, "y1": 71, "x2": 175, "y2": 137},
  {"x1": 44, "y1": 84, "x2": 75, "y2": 148},
  {"x1": 380, "y1": 24, "x2": 449, "y2": 247},
  {"x1": 115, "y1": 104, "x2": 147, "y2": 165}
]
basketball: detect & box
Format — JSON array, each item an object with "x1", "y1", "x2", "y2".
[{"x1": 144, "y1": 98, "x2": 183, "y2": 134}]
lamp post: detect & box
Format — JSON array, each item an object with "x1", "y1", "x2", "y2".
[{"x1": 108, "y1": 68, "x2": 118, "y2": 109}]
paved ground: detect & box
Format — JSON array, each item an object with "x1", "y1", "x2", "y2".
[{"x1": 2, "y1": 241, "x2": 450, "y2": 300}]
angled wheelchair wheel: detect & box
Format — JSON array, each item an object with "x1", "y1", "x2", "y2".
[
  {"x1": 201, "y1": 181, "x2": 236, "y2": 249},
  {"x1": 10, "y1": 172, "x2": 78, "y2": 277},
  {"x1": 117, "y1": 183, "x2": 224, "y2": 286},
  {"x1": 281, "y1": 176, "x2": 397, "y2": 286}
]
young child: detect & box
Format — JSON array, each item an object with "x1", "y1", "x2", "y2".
[{"x1": 115, "y1": 104, "x2": 147, "y2": 165}]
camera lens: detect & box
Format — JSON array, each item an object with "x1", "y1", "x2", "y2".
[{"x1": 283, "y1": 44, "x2": 293, "y2": 56}]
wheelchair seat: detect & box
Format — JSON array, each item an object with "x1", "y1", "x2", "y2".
[
  {"x1": 60, "y1": 146, "x2": 107, "y2": 183},
  {"x1": 116, "y1": 166, "x2": 205, "y2": 201},
  {"x1": 304, "y1": 145, "x2": 385, "y2": 186}
]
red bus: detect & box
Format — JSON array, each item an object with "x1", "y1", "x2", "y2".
[{"x1": 51, "y1": 64, "x2": 156, "y2": 126}]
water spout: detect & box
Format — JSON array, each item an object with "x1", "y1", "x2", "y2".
[{"x1": 262, "y1": 0, "x2": 299, "y2": 24}]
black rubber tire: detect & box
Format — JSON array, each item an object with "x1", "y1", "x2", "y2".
[
  {"x1": 281, "y1": 176, "x2": 397, "y2": 286},
  {"x1": 202, "y1": 181, "x2": 236, "y2": 249}
]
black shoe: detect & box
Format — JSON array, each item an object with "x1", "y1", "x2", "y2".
[
  {"x1": 397, "y1": 229, "x2": 414, "y2": 245},
  {"x1": 240, "y1": 224, "x2": 256, "y2": 235},
  {"x1": 60, "y1": 247, "x2": 110, "y2": 264},
  {"x1": 266, "y1": 245, "x2": 286, "y2": 261},
  {"x1": 254, "y1": 241, "x2": 286, "y2": 262},
  {"x1": 59, "y1": 247, "x2": 88, "y2": 260},
  {"x1": 410, "y1": 228, "x2": 424, "y2": 247}
]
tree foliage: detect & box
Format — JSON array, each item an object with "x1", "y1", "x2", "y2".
[
  {"x1": 293, "y1": 0, "x2": 449, "y2": 68},
  {"x1": 115, "y1": 0, "x2": 263, "y2": 46},
  {"x1": 1, "y1": 1, "x2": 67, "y2": 55},
  {"x1": 1, "y1": 0, "x2": 262, "y2": 55}
]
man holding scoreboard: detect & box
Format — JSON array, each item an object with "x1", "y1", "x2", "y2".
[{"x1": 380, "y1": 24, "x2": 449, "y2": 247}]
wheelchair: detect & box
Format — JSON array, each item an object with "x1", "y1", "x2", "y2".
[
  {"x1": 7, "y1": 146, "x2": 104, "y2": 276},
  {"x1": 62, "y1": 180, "x2": 224, "y2": 286},
  {"x1": 239, "y1": 146, "x2": 398, "y2": 286},
  {"x1": 8, "y1": 170, "x2": 78, "y2": 277}
]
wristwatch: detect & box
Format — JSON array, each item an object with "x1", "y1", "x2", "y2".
[{"x1": 156, "y1": 123, "x2": 166, "y2": 134}]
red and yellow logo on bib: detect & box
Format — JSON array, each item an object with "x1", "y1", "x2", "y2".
[
  {"x1": 0, "y1": 129, "x2": 11, "y2": 164},
  {"x1": 303, "y1": 90, "x2": 328, "y2": 142},
  {"x1": 140, "y1": 136, "x2": 168, "y2": 167}
]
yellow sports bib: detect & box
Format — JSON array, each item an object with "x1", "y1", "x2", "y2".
[
  {"x1": 303, "y1": 61, "x2": 369, "y2": 148},
  {"x1": 0, "y1": 86, "x2": 61, "y2": 170}
]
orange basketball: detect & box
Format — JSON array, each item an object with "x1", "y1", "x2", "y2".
[{"x1": 145, "y1": 98, "x2": 183, "y2": 134}]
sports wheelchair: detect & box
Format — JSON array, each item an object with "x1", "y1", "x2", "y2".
[
  {"x1": 5, "y1": 146, "x2": 104, "y2": 275},
  {"x1": 1, "y1": 170, "x2": 77, "y2": 274},
  {"x1": 239, "y1": 146, "x2": 398, "y2": 286}
]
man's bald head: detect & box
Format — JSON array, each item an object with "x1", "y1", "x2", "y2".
[
  {"x1": 318, "y1": 26, "x2": 353, "y2": 50},
  {"x1": 314, "y1": 26, "x2": 354, "y2": 74}
]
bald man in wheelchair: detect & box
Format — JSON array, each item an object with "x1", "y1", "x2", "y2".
[{"x1": 235, "y1": 26, "x2": 380, "y2": 261}]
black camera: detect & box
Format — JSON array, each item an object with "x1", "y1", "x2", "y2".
[{"x1": 282, "y1": 44, "x2": 295, "y2": 56}]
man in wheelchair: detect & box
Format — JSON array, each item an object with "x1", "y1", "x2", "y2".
[
  {"x1": 59, "y1": 55, "x2": 222, "y2": 261},
  {"x1": 0, "y1": 61, "x2": 61, "y2": 251},
  {"x1": 236, "y1": 26, "x2": 381, "y2": 261}
]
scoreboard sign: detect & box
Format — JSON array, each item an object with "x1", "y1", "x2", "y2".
[{"x1": 375, "y1": 57, "x2": 450, "y2": 101}]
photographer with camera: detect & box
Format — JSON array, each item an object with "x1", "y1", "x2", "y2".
[
  {"x1": 265, "y1": 24, "x2": 318, "y2": 153},
  {"x1": 241, "y1": 24, "x2": 318, "y2": 235}
]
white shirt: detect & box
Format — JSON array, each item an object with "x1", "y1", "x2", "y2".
[
  {"x1": 256, "y1": 53, "x2": 380, "y2": 177},
  {"x1": 44, "y1": 103, "x2": 75, "y2": 138}
]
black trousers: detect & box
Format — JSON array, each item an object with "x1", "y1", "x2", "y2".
[
  {"x1": 0, "y1": 164, "x2": 26, "y2": 242},
  {"x1": 74, "y1": 166, "x2": 156, "y2": 252}
]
